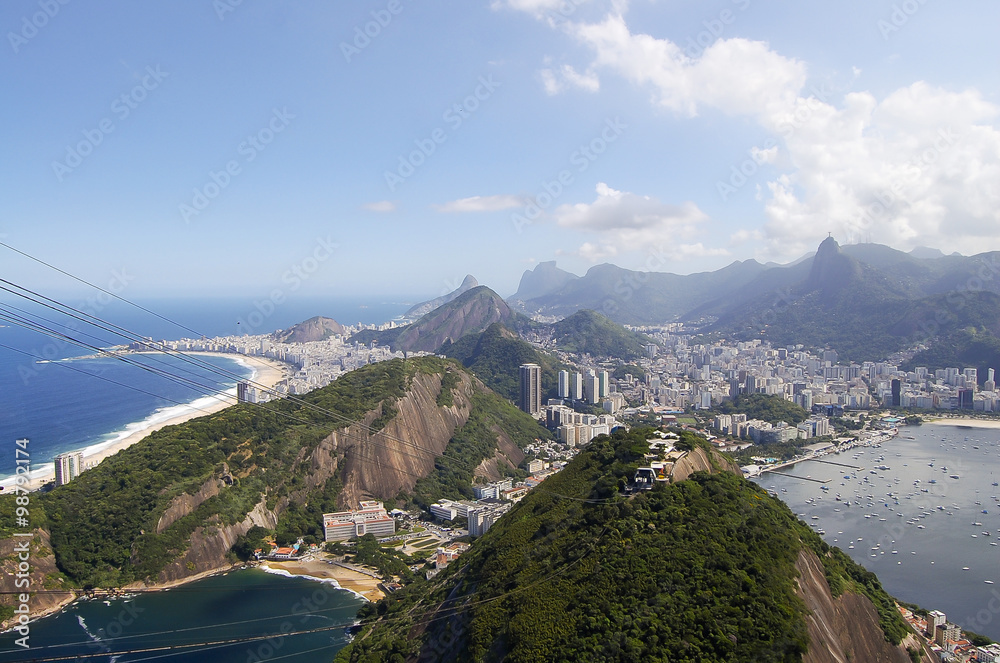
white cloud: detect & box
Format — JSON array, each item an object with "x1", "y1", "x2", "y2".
[
  {"x1": 569, "y1": 14, "x2": 806, "y2": 118},
  {"x1": 552, "y1": 183, "x2": 721, "y2": 262},
  {"x1": 434, "y1": 194, "x2": 527, "y2": 213},
  {"x1": 540, "y1": 64, "x2": 600, "y2": 95},
  {"x1": 759, "y1": 83, "x2": 1000, "y2": 261},
  {"x1": 509, "y1": 5, "x2": 1000, "y2": 262},
  {"x1": 363, "y1": 201, "x2": 396, "y2": 212}
]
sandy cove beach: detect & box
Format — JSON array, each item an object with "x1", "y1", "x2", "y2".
[
  {"x1": 926, "y1": 416, "x2": 1000, "y2": 429},
  {"x1": 263, "y1": 557, "x2": 386, "y2": 602},
  {"x1": 7, "y1": 352, "x2": 291, "y2": 492}
]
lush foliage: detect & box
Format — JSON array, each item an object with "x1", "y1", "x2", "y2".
[
  {"x1": 440, "y1": 323, "x2": 566, "y2": 402},
  {"x1": 715, "y1": 393, "x2": 810, "y2": 426},
  {"x1": 338, "y1": 428, "x2": 907, "y2": 662},
  {"x1": 35, "y1": 358, "x2": 428, "y2": 587},
  {"x1": 550, "y1": 309, "x2": 650, "y2": 360},
  {"x1": 904, "y1": 326, "x2": 1000, "y2": 382},
  {"x1": 349, "y1": 534, "x2": 415, "y2": 581}
]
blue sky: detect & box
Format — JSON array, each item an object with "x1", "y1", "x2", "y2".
[{"x1": 2, "y1": 0, "x2": 998, "y2": 302}]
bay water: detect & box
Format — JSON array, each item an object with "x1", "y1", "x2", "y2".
[{"x1": 754, "y1": 421, "x2": 1000, "y2": 640}]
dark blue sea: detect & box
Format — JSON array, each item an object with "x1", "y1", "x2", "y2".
[{"x1": 0, "y1": 297, "x2": 409, "y2": 479}]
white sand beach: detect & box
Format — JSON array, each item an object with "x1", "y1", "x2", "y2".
[
  {"x1": 2, "y1": 353, "x2": 291, "y2": 492},
  {"x1": 925, "y1": 416, "x2": 1000, "y2": 430}
]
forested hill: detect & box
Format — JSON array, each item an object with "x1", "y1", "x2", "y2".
[
  {"x1": 0, "y1": 357, "x2": 548, "y2": 596},
  {"x1": 337, "y1": 428, "x2": 918, "y2": 663},
  {"x1": 439, "y1": 323, "x2": 567, "y2": 402}
]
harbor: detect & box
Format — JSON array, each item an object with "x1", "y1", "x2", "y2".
[{"x1": 752, "y1": 421, "x2": 1000, "y2": 641}]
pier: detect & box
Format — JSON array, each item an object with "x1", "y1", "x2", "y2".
[
  {"x1": 770, "y1": 472, "x2": 831, "y2": 484},
  {"x1": 811, "y1": 459, "x2": 864, "y2": 470}
]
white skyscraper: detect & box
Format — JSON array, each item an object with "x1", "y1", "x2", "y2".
[
  {"x1": 54, "y1": 451, "x2": 84, "y2": 486},
  {"x1": 558, "y1": 370, "x2": 570, "y2": 399},
  {"x1": 570, "y1": 372, "x2": 583, "y2": 400},
  {"x1": 598, "y1": 370, "x2": 610, "y2": 398}
]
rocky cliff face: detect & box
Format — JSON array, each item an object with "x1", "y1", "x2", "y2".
[
  {"x1": 797, "y1": 548, "x2": 923, "y2": 662},
  {"x1": 336, "y1": 370, "x2": 479, "y2": 506},
  {"x1": 0, "y1": 529, "x2": 73, "y2": 629},
  {"x1": 668, "y1": 445, "x2": 741, "y2": 483},
  {"x1": 150, "y1": 367, "x2": 517, "y2": 583}
]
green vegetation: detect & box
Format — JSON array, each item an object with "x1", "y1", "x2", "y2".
[
  {"x1": 28, "y1": 357, "x2": 502, "y2": 588},
  {"x1": 229, "y1": 525, "x2": 271, "y2": 562},
  {"x1": 349, "y1": 534, "x2": 414, "y2": 581},
  {"x1": 410, "y1": 391, "x2": 548, "y2": 508},
  {"x1": 550, "y1": 309, "x2": 650, "y2": 360},
  {"x1": 338, "y1": 428, "x2": 906, "y2": 662},
  {"x1": 435, "y1": 368, "x2": 460, "y2": 407},
  {"x1": 612, "y1": 364, "x2": 645, "y2": 380},
  {"x1": 904, "y1": 326, "x2": 1000, "y2": 382},
  {"x1": 714, "y1": 393, "x2": 809, "y2": 426},
  {"x1": 440, "y1": 323, "x2": 567, "y2": 402}
]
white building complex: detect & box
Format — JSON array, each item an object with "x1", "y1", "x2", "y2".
[{"x1": 323, "y1": 501, "x2": 395, "y2": 542}]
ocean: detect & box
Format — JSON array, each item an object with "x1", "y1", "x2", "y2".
[
  {"x1": 0, "y1": 296, "x2": 410, "y2": 478},
  {"x1": 0, "y1": 296, "x2": 408, "y2": 660},
  {"x1": 0, "y1": 568, "x2": 366, "y2": 662},
  {"x1": 754, "y1": 422, "x2": 1000, "y2": 640}
]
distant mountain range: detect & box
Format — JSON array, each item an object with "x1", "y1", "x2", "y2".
[
  {"x1": 291, "y1": 239, "x2": 1000, "y2": 367},
  {"x1": 403, "y1": 274, "x2": 479, "y2": 319},
  {"x1": 510, "y1": 239, "x2": 1000, "y2": 362}
]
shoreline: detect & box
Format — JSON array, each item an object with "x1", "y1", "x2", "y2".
[
  {"x1": 12, "y1": 557, "x2": 379, "y2": 631},
  {"x1": 0, "y1": 352, "x2": 293, "y2": 492},
  {"x1": 924, "y1": 416, "x2": 1000, "y2": 430},
  {"x1": 262, "y1": 557, "x2": 386, "y2": 602}
]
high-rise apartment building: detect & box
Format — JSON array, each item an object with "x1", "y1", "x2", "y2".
[{"x1": 519, "y1": 363, "x2": 542, "y2": 415}]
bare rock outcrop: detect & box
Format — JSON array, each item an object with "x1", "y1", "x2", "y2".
[
  {"x1": 669, "y1": 446, "x2": 741, "y2": 483},
  {"x1": 0, "y1": 529, "x2": 73, "y2": 629},
  {"x1": 153, "y1": 498, "x2": 279, "y2": 584},
  {"x1": 337, "y1": 370, "x2": 477, "y2": 506},
  {"x1": 796, "y1": 548, "x2": 918, "y2": 663},
  {"x1": 156, "y1": 477, "x2": 222, "y2": 533}
]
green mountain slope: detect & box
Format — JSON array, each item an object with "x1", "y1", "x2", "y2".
[
  {"x1": 337, "y1": 429, "x2": 910, "y2": 662},
  {"x1": 440, "y1": 323, "x2": 566, "y2": 402},
  {"x1": 8, "y1": 357, "x2": 546, "y2": 589},
  {"x1": 550, "y1": 309, "x2": 650, "y2": 360},
  {"x1": 351, "y1": 286, "x2": 529, "y2": 353},
  {"x1": 708, "y1": 238, "x2": 1000, "y2": 362}
]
